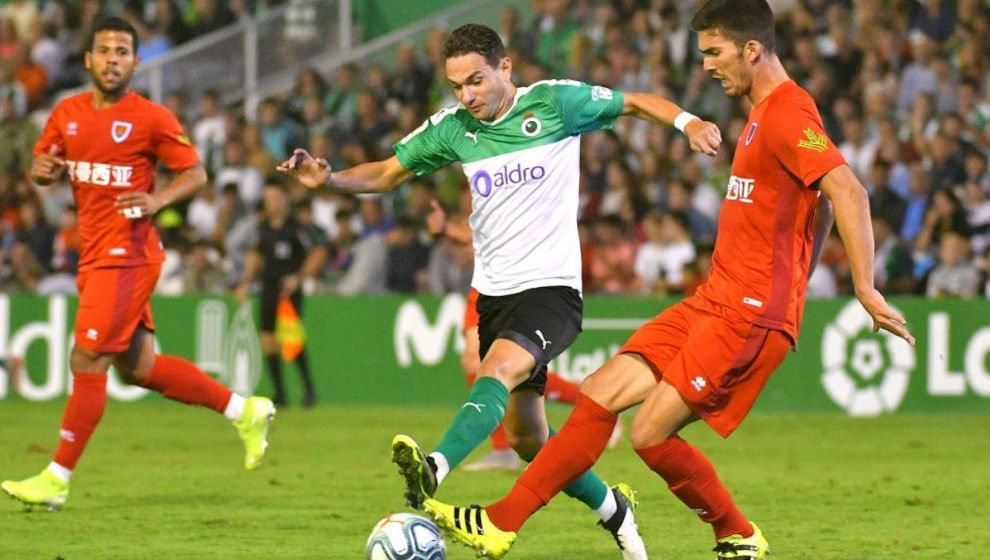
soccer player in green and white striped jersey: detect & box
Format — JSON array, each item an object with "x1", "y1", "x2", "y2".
[{"x1": 278, "y1": 23, "x2": 721, "y2": 560}]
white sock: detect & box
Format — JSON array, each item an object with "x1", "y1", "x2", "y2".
[
  {"x1": 596, "y1": 488, "x2": 618, "y2": 522},
  {"x1": 47, "y1": 461, "x2": 71, "y2": 482},
  {"x1": 224, "y1": 393, "x2": 245, "y2": 421},
  {"x1": 429, "y1": 452, "x2": 450, "y2": 485}
]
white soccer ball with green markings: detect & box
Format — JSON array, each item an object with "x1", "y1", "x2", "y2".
[{"x1": 366, "y1": 512, "x2": 446, "y2": 560}]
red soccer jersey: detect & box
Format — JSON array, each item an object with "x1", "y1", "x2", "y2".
[
  {"x1": 34, "y1": 91, "x2": 198, "y2": 269},
  {"x1": 696, "y1": 81, "x2": 846, "y2": 341}
]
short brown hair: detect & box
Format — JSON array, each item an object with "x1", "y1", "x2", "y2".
[
  {"x1": 690, "y1": 0, "x2": 776, "y2": 53},
  {"x1": 443, "y1": 24, "x2": 506, "y2": 67}
]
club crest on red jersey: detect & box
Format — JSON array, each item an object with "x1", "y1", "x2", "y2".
[
  {"x1": 744, "y1": 122, "x2": 758, "y2": 146},
  {"x1": 111, "y1": 121, "x2": 133, "y2": 143}
]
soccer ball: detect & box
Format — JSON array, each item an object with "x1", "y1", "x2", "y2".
[{"x1": 366, "y1": 512, "x2": 446, "y2": 560}]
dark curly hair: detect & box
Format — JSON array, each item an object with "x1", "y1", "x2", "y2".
[
  {"x1": 690, "y1": 0, "x2": 776, "y2": 54},
  {"x1": 443, "y1": 23, "x2": 506, "y2": 67}
]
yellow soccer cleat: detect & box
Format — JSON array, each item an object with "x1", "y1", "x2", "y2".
[
  {"x1": 424, "y1": 498, "x2": 517, "y2": 559},
  {"x1": 713, "y1": 522, "x2": 770, "y2": 559},
  {"x1": 2, "y1": 468, "x2": 69, "y2": 511},
  {"x1": 234, "y1": 396, "x2": 275, "y2": 470},
  {"x1": 391, "y1": 434, "x2": 438, "y2": 509}
]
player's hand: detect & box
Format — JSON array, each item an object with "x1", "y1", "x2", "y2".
[
  {"x1": 857, "y1": 288, "x2": 915, "y2": 346},
  {"x1": 114, "y1": 191, "x2": 162, "y2": 220},
  {"x1": 277, "y1": 148, "x2": 331, "y2": 189},
  {"x1": 426, "y1": 199, "x2": 447, "y2": 237},
  {"x1": 30, "y1": 145, "x2": 67, "y2": 185},
  {"x1": 234, "y1": 282, "x2": 250, "y2": 305},
  {"x1": 281, "y1": 274, "x2": 300, "y2": 296},
  {"x1": 684, "y1": 119, "x2": 722, "y2": 156}
]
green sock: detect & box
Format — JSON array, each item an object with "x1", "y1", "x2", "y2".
[
  {"x1": 553, "y1": 427, "x2": 608, "y2": 510},
  {"x1": 434, "y1": 377, "x2": 509, "y2": 468}
]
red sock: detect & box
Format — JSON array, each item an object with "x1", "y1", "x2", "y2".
[
  {"x1": 139, "y1": 355, "x2": 232, "y2": 413},
  {"x1": 545, "y1": 371, "x2": 580, "y2": 404},
  {"x1": 53, "y1": 372, "x2": 107, "y2": 470},
  {"x1": 490, "y1": 422, "x2": 511, "y2": 451},
  {"x1": 635, "y1": 436, "x2": 752, "y2": 540},
  {"x1": 487, "y1": 394, "x2": 616, "y2": 532}
]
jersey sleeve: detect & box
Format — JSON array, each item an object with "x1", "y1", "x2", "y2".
[
  {"x1": 393, "y1": 108, "x2": 458, "y2": 176},
  {"x1": 33, "y1": 104, "x2": 65, "y2": 156},
  {"x1": 764, "y1": 94, "x2": 846, "y2": 188},
  {"x1": 298, "y1": 224, "x2": 326, "y2": 250},
  {"x1": 152, "y1": 105, "x2": 200, "y2": 171},
  {"x1": 548, "y1": 81, "x2": 625, "y2": 136}
]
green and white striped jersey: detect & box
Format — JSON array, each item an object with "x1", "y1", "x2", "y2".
[{"x1": 394, "y1": 79, "x2": 624, "y2": 295}]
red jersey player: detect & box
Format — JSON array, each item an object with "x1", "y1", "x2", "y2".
[
  {"x1": 2, "y1": 17, "x2": 275, "y2": 511},
  {"x1": 423, "y1": 1, "x2": 915, "y2": 558}
]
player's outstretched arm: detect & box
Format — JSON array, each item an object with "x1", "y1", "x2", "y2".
[
  {"x1": 819, "y1": 164, "x2": 915, "y2": 346},
  {"x1": 115, "y1": 163, "x2": 207, "y2": 219},
  {"x1": 809, "y1": 195, "x2": 834, "y2": 276},
  {"x1": 277, "y1": 149, "x2": 414, "y2": 194},
  {"x1": 621, "y1": 92, "x2": 721, "y2": 155},
  {"x1": 426, "y1": 199, "x2": 472, "y2": 245}
]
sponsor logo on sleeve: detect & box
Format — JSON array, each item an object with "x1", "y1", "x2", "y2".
[
  {"x1": 797, "y1": 128, "x2": 828, "y2": 153},
  {"x1": 590, "y1": 86, "x2": 613, "y2": 101}
]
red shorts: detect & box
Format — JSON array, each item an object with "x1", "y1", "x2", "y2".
[
  {"x1": 74, "y1": 264, "x2": 160, "y2": 353},
  {"x1": 462, "y1": 287, "x2": 480, "y2": 332},
  {"x1": 620, "y1": 295, "x2": 791, "y2": 438}
]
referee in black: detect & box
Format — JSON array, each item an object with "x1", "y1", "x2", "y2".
[{"x1": 236, "y1": 179, "x2": 327, "y2": 407}]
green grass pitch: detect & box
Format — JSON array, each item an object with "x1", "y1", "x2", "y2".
[{"x1": 1, "y1": 401, "x2": 984, "y2": 559}]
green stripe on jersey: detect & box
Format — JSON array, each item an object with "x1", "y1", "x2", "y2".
[{"x1": 394, "y1": 80, "x2": 624, "y2": 174}]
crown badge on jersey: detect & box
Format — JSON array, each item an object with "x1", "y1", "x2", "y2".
[{"x1": 111, "y1": 121, "x2": 133, "y2": 143}]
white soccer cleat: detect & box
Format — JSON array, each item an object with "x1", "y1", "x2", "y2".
[{"x1": 600, "y1": 483, "x2": 648, "y2": 560}]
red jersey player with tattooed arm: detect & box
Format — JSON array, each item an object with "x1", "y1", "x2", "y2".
[
  {"x1": 424, "y1": 2, "x2": 915, "y2": 559},
  {"x1": 2, "y1": 17, "x2": 274, "y2": 511}
]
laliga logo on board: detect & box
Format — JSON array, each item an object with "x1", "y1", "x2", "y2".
[
  {"x1": 820, "y1": 300, "x2": 914, "y2": 416},
  {"x1": 470, "y1": 163, "x2": 547, "y2": 197}
]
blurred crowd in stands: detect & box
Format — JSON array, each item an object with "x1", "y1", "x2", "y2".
[{"x1": 2, "y1": 0, "x2": 990, "y2": 300}]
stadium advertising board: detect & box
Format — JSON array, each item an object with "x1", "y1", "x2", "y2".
[{"x1": 0, "y1": 294, "x2": 987, "y2": 414}]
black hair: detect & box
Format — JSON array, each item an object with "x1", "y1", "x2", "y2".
[
  {"x1": 443, "y1": 23, "x2": 506, "y2": 67},
  {"x1": 690, "y1": 0, "x2": 776, "y2": 54},
  {"x1": 88, "y1": 16, "x2": 139, "y2": 53}
]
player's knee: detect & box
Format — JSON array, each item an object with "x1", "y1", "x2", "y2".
[
  {"x1": 505, "y1": 431, "x2": 545, "y2": 461},
  {"x1": 629, "y1": 413, "x2": 669, "y2": 450},
  {"x1": 69, "y1": 345, "x2": 106, "y2": 374},
  {"x1": 475, "y1": 363, "x2": 527, "y2": 389},
  {"x1": 579, "y1": 371, "x2": 618, "y2": 408}
]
